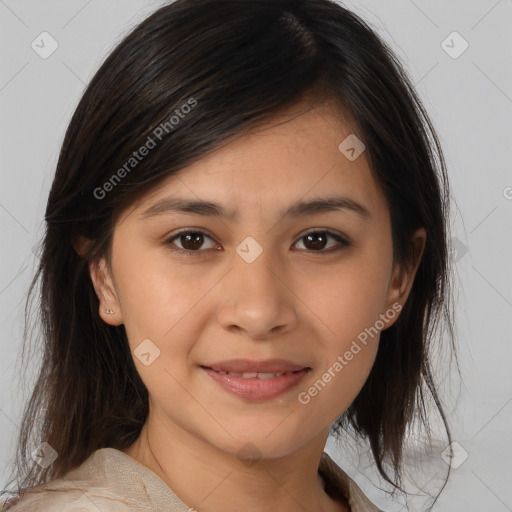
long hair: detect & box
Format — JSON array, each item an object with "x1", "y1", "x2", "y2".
[{"x1": 3, "y1": 0, "x2": 457, "y2": 506}]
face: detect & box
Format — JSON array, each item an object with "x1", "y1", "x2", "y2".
[{"x1": 88, "y1": 99, "x2": 425, "y2": 460}]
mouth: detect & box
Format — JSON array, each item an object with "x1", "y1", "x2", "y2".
[
  {"x1": 203, "y1": 358, "x2": 309, "y2": 374},
  {"x1": 200, "y1": 360, "x2": 311, "y2": 401},
  {"x1": 201, "y1": 368, "x2": 307, "y2": 379}
]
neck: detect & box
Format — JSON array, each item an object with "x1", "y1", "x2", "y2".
[{"x1": 122, "y1": 417, "x2": 348, "y2": 512}]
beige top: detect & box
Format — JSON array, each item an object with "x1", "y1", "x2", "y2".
[{"x1": 4, "y1": 448, "x2": 382, "y2": 512}]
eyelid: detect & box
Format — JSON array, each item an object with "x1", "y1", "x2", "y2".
[
  {"x1": 165, "y1": 227, "x2": 219, "y2": 255},
  {"x1": 297, "y1": 227, "x2": 350, "y2": 243},
  {"x1": 164, "y1": 227, "x2": 351, "y2": 255},
  {"x1": 294, "y1": 228, "x2": 352, "y2": 253}
]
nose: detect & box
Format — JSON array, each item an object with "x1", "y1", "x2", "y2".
[{"x1": 215, "y1": 243, "x2": 298, "y2": 340}]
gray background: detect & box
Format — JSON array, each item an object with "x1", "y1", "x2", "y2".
[{"x1": 1, "y1": 1, "x2": 511, "y2": 510}]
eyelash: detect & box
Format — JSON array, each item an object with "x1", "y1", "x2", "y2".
[{"x1": 164, "y1": 228, "x2": 351, "y2": 256}]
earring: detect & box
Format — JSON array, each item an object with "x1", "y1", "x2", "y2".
[{"x1": 105, "y1": 308, "x2": 115, "y2": 314}]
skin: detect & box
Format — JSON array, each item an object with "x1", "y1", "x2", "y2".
[{"x1": 84, "y1": 99, "x2": 426, "y2": 512}]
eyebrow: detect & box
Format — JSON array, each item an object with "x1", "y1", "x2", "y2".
[{"x1": 140, "y1": 196, "x2": 372, "y2": 221}]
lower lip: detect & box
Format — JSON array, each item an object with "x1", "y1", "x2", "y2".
[{"x1": 202, "y1": 367, "x2": 309, "y2": 401}]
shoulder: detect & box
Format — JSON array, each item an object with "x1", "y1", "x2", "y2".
[
  {"x1": 3, "y1": 449, "x2": 132, "y2": 512},
  {"x1": 2, "y1": 488, "x2": 130, "y2": 512},
  {"x1": 4, "y1": 448, "x2": 191, "y2": 512}
]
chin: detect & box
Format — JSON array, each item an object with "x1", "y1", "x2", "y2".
[{"x1": 205, "y1": 428, "x2": 310, "y2": 462}]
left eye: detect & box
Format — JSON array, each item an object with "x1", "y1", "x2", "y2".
[
  {"x1": 294, "y1": 230, "x2": 351, "y2": 253},
  {"x1": 165, "y1": 229, "x2": 351, "y2": 255}
]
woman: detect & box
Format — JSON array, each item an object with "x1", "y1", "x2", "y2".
[{"x1": 2, "y1": 0, "x2": 456, "y2": 510}]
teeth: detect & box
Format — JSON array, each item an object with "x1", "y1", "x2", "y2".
[
  {"x1": 209, "y1": 368, "x2": 304, "y2": 378},
  {"x1": 219, "y1": 371, "x2": 292, "y2": 378}
]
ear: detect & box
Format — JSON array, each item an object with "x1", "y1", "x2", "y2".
[
  {"x1": 88, "y1": 257, "x2": 124, "y2": 326},
  {"x1": 382, "y1": 227, "x2": 427, "y2": 329}
]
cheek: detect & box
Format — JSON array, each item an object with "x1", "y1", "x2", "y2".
[
  {"x1": 323, "y1": 350, "x2": 378, "y2": 424},
  {"x1": 293, "y1": 251, "x2": 390, "y2": 410},
  {"x1": 114, "y1": 245, "x2": 203, "y2": 341},
  {"x1": 297, "y1": 328, "x2": 380, "y2": 425},
  {"x1": 298, "y1": 253, "x2": 392, "y2": 340}
]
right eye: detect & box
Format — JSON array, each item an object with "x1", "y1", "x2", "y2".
[{"x1": 165, "y1": 229, "x2": 221, "y2": 255}]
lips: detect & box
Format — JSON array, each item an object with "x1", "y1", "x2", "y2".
[
  {"x1": 210, "y1": 370, "x2": 299, "y2": 379},
  {"x1": 200, "y1": 358, "x2": 311, "y2": 400},
  {"x1": 203, "y1": 358, "x2": 309, "y2": 374}
]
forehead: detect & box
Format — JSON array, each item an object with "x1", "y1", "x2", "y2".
[{"x1": 122, "y1": 100, "x2": 388, "y2": 224}]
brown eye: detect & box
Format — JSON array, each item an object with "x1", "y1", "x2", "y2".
[
  {"x1": 166, "y1": 229, "x2": 219, "y2": 255},
  {"x1": 179, "y1": 232, "x2": 205, "y2": 251},
  {"x1": 165, "y1": 228, "x2": 350, "y2": 256},
  {"x1": 294, "y1": 230, "x2": 351, "y2": 254},
  {"x1": 303, "y1": 232, "x2": 328, "y2": 251}
]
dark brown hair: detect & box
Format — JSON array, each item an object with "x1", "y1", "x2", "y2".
[{"x1": 3, "y1": 0, "x2": 457, "y2": 507}]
